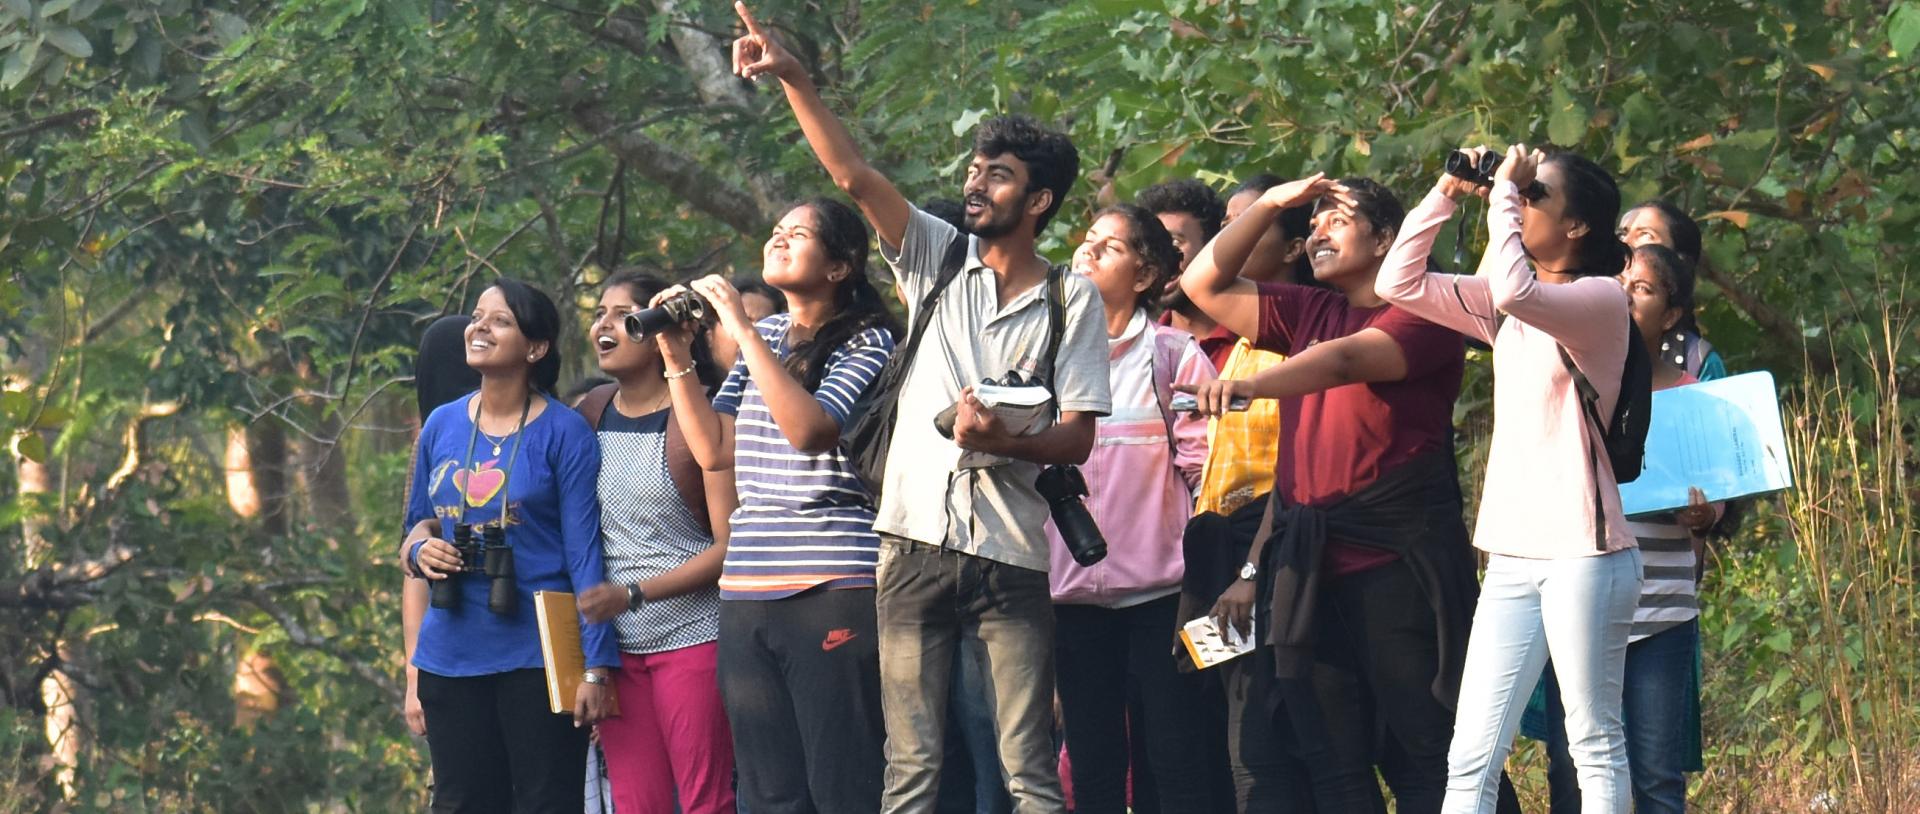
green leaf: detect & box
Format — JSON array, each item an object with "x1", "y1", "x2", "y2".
[
  {"x1": 15, "y1": 432, "x2": 46, "y2": 463},
  {"x1": 0, "y1": 0, "x2": 28, "y2": 20},
  {"x1": 1547, "y1": 83, "x2": 1587, "y2": 146},
  {"x1": 0, "y1": 390, "x2": 29, "y2": 423},
  {"x1": 1890, "y1": 3, "x2": 1920, "y2": 57},
  {"x1": 0, "y1": 48, "x2": 28, "y2": 90},
  {"x1": 42, "y1": 26, "x2": 92, "y2": 59},
  {"x1": 40, "y1": 0, "x2": 74, "y2": 16}
]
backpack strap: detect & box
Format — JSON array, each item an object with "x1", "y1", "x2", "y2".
[
  {"x1": 1556, "y1": 343, "x2": 1611, "y2": 551},
  {"x1": 1035, "y1": 263, "x2": 1069, "y2": 388},
  {"x1": 663, "y1": 408, "x2": 711, "y2": 538},
  {"x1": 577, "y1": 381, "x2": 712, "y2": 538},
  {"x1": 576, "y1": 383, "x2": 618, "y2": 430},
  {"x1": 898, "y1": 236, "x2": 972, "y2": 369}
]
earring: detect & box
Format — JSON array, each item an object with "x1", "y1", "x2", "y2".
[{"x1": 527, "y1": 354, "x2": 536, "y2": 362}]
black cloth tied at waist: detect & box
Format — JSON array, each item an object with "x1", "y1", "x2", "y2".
[{"x1": 1253, "y1": 447, "x2": 1481, "y2": 708}]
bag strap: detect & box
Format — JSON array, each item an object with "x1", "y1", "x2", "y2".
[
  {"x1": 577, "y1": 382, "x2": 712, "y2": 538},
  {"x1": 1035, "y1": 263, "x2": 1069, "y2": 389},
  {"x1": 895, "y1": 236, "x2": 972, "y2": 375},
  {"x1": 1556, "y1": 343, "x2": 1610, "y2": 551},
  {"x1": 662, "y1": 408, "x2": 712, "y2": 538},
  {"x1": 577, "y1": 383, "x2": 618, "y2": 430}
]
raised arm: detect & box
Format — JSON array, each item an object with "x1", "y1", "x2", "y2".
[
  {"x1": 653, "y1": 289, "x2": 737, "y2": 471},
  {"x1": 1181, "y1": 173, "x2": 1330, "y2": 338},
  {"x1": 1374, "y1": 185, "x2": 1499, "y2": 344},
  {"x1": 1482, "y1": 177, "x2": 1629, "y2": 356},
  {"x1": 693, "y1": 276, "x2": 859, "y2": 454},
  {"x1": 734, "y1": 3, "x2": 912, "y2": 248}
]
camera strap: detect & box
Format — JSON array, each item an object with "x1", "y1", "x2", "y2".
[{"x1": 458, "y1": 391, "x2": 531, "y2": 530}]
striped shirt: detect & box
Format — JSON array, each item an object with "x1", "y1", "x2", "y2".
[
  {"x1": 1627, "y1": 371, "x2": 1705, "y2": 642},
  {"x1": 711, "y1": 314, "x2": 894, "y2": 600},
  {"x1": 1626, "y1": 514, "x2": 1697, "y2": 642}
]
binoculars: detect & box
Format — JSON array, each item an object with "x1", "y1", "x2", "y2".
[
  {"x1": 1443, "y1": 150, "x2": 1547, "y2": 201},
  {"x1": 428, "y1": 522, "x2": 518, "y2": 616},
  {"x1": 624, "y1": 293, "x2": 707, "y2": 340}
]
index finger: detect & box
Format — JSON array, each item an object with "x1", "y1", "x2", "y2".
[
  {"x1": 734, "y1": 2, "x2": 767, "y2": 37},
  {"x1": 1172, "y1": 382, "x2": 1198, "y2": 393}
]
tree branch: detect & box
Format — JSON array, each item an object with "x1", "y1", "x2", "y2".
[
  {"x1": 567, "y1": 86, "x2": 773, "y2": 237},
  {"x1": 646, "y1": 0, "x2": 786, "y2": 213}
]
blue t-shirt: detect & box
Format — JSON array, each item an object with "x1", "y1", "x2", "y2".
[
  {"x1": 711, "y1": 314, "x2": 893, "y2": 600},
  {"x1": 406, "y1": 393, "x2": 619, "y2": 675}
]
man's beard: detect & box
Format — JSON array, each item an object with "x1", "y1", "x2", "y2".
[{"x1": 967, "y1": 204, "x2": 1023, "y2": 240}]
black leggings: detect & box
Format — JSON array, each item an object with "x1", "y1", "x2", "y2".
[
  {"x1": 1054, "y1": 594, "x2": 1217, "y2": 814},
  {"x1": 417, "y1": 668, "x2": 589, "y2": 814}
]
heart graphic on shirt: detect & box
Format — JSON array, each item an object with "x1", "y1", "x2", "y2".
[{"x1": 453, "y1": 460, "x2": 506, "y2": 508}]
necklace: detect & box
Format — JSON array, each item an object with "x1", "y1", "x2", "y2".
[
  {"x1": 478, "y1": 429, "x2": 509, "y2": 457},
  {"x1": 615, "y1": 387, "x2": 672, "y2": 417}
]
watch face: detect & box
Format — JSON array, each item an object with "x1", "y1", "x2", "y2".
[{"x1": 1239, "y1": 562, "x2": 1258, "y2": 580}]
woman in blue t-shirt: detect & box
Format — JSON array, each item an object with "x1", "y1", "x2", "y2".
[
  {"x1": 653, "y1": 198, "x2": 899, "y2": 813},
  {"x1": 403, "y1": 278, "x2": 618, "y2": 812}
]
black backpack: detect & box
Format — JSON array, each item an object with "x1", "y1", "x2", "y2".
[
  {"x1": 842, "y1": 237, "x2": 971, "y2": 496},
  {"x1": 1560, "y1": 315, "x2": 1653, "y2": 485}
]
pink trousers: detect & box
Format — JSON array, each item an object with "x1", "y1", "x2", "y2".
[{"x1": 598, "y1": 643, "x2": 737, "y2": 814}]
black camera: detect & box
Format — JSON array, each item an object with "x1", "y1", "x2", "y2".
[
  {"x1": 1036, "y1": 464, "x2": 1107, "y2": 567},
  {"x1": 624, "y1": 293, "x2": 707, "y2": 340},
  {"x1": 428, "y1": 522, "x2": 517, "y2": 615},
  {"x1": 1443, "y1": 150, "x2": 1547, "y2": 201},
  {"x1": 429, "y1": 522, "x2": 484, "y2": 610}
]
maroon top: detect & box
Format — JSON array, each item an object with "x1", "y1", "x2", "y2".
[
  {"x1": 1160, "y1": 311, "x2": 1239, "y2": 369},
  {"x1": 1254, "y1": 282, "x2": 1465, "y2": 576}
]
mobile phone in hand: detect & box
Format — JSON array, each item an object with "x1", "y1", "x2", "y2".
[{"x1": 1170, "y1": 392, "x2": 1251, "y2": 413}]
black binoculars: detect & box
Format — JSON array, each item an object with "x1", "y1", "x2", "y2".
[
  {"x1": 1036, "y1": 464, "x2": 1107, "y2": 567},
  {"x1": 1443, "y1": 150, "x2": 1547, "y2": 202},
  {"x1": 624, "y1": 293, "x2": 707, "y2": 340},
  {"x1": 429, "y1": 522, "x2": 517, "y2": 615}
]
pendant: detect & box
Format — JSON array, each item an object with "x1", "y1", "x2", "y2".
[{"x1": 491, "y1": 444, "x2": 502, "y2": 457}]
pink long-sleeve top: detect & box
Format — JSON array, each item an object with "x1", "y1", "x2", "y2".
[
  {"x1": 1048, "y1": 312, "x2": 1215, "y2": 605},
  {"x1": 1375, "y1": 180, "x2": 1637, "y2": 558}
]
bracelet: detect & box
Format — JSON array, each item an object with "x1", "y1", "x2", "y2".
[
  {"x1": 580, "y1": 670, "x2": 609, "y2": 686},
  {"x1": 405, "y1": 539, "x2": 427, "y2": 579},
  {"x1": 664, "y1": 363, "x2": 698, "y2": 380}
]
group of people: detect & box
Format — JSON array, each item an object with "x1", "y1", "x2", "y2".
[{"x1": 392, "y1": 5, "x2": 1734, "y2": 814}]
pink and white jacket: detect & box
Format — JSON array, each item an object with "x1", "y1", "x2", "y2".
[{"x1": 1048, "y1": 311, "x2": 1215, "y2": 606}]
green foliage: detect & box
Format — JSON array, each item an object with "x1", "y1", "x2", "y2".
[{"x1": 0, "y1": 0, "x2": 1912, "y2": 808}]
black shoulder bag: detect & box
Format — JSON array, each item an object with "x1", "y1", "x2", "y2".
[{"x1": 843, "y1": 236, "x2": 971, "y2": 496}]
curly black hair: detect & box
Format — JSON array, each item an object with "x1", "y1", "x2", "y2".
[
  {"x1": 973, "y1": 115, "x2": 1080, "y2": 233},
  {"x1": 1136, "y1": 179, "x2": 1225, "y2": 241}
]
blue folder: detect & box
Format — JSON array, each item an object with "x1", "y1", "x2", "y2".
[{"x1": 1619, "y1": 371, "x2": 1793, "y2": 516}]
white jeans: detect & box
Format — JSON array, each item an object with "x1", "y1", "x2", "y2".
[{"x1": 1443, "y1": 548, "x2": 1643, "y2": 814}]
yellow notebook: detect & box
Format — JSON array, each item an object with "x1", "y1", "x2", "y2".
[{"x1": 532, "y1": 591, "x2": 619, "y2": 715}]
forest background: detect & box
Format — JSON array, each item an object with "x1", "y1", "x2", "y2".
[{"x1": 0, "y1": 0, "x2": 1914, "y2": 810}]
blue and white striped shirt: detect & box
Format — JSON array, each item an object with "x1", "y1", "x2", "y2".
[{"x1": 711, "y1": 314, "x2": 894, "y2": 600}]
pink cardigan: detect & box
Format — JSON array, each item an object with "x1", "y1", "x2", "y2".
[
  {"x1": 1375, "y1": 181, "x2": 1636, "y2": 558},
  {"x1": 1048, "y1": 313, "x2": 1214, "y2": 605}
]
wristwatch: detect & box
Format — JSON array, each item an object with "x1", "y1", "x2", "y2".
[
  {"x1": 625, "y1": 583, "x2": 647, "y2": 612},
  {"x1": 1238, "y1": 562, "x2": 1259, "y2": 581},
  {"x1": 580, "y1": 671, "x2": 608, "y2": 686}
]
